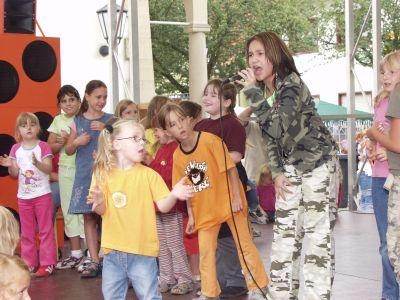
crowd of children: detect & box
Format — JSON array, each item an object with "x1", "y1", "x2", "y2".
[
  {"x1": 2, "y1": 36, "x2": 400, "y2": 300},
  {"x1": 0, "y1": 76, "x2": 277, "y2": 300}
]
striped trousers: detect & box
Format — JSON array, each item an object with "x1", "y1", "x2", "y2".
[{"x1": 156, "y1": 212, "x2": 192, "y2": 285}]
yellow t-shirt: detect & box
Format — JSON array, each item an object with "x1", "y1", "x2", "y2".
[
  {"x1": 92, "y1": 164, "x2": 170, "y2": 257},
  {"x1": 172, "y1": 132, "x2": 246, "y2": 230}
]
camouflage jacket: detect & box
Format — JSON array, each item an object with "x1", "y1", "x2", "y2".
[{"x1": 243, "y1": 72, "x2": 336, "y2": 180}]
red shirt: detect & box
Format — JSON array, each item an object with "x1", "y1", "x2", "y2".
[{"x1": 149, "y1": 141, "x2": 184, "y2": 213}]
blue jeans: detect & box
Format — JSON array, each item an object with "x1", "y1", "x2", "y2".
[
  {"x1": 359, "y1": 172, "x2": 373, "y2": 211},
  {"x1": 246, "y1": 180, "x2": 259, "y2": 211},
  {"x1": 372, "y1": 177, "x2": 399, "y2": 300},
  {"x1": 102, "y1": 250, "x2": 161, "y2": 300}
]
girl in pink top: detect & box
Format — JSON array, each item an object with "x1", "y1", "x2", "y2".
[
  {"x1": 367, "y1": 51, "x2": 400, "y2": 300},
  {"x1": 0, "y1": 112, "x2": 56, "y2": 277}
]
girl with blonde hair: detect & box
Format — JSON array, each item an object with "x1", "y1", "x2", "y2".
[
  {"x1": 87, "y1": 118, "x2": 192, "y2": 299},
  {"x1": 0, "y1": 253, "x2": 31, "y2": 300},
  {"x1": 0, "y1": 206, "x2": 20, "y2": 255},
  {"x1": 366, "y1": 50, "x2": 400, "y2": 299}
]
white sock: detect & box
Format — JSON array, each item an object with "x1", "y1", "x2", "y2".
[{"x1": 71, "y1": 250, "x2": 83, "y2": 258}]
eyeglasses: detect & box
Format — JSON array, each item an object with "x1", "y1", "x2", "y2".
[{"x1": 116, "y1": 136, "x2": 149, "y2": 144}]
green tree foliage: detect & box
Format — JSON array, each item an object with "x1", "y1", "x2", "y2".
[
  {"x1": 149, "y1": 0, "x2": 400, "y2": 94},
  {"x1": 327, "y1": 0, "x2": 400, "y2": 66}
]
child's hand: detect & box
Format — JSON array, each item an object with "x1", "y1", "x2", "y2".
[
  {"x1": 231, "y1": 197, "x2": 243, "y2": 213},
  {"x1": 365, "y1": 139, "x2": 377, "y2": 160},
  {"x1": 87, "y1": 185, "x2": 104, "y2": 210},
  {"x1": 32, "y1": 153, "x2": 39, "y2": 167},
  {"x1": 0, "y1": 154, "x2": 12, "y2": 167},
  {"x1": 74, "y1": 132, "x2": 91, "y2": 147},
  {"x1": 172, "y1": 177, "x2": 193, "y2": 200},
  {"x1": 56, "y1": 131, "x2": 69, "y2": 145},
  {"x1": 90, "y1": 121, "x2": 105, "y2": 131},
  {"x1": 376, "y1": 147, "x2": 388, "y2": 162},
  {"x1": 186, "y1": 217, "x2": 196, "y2": 234},
  {"x1": 377, "y1": 122, "x2": 389, "y2": 134}
]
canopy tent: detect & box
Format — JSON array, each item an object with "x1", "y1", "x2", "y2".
[{"x1": 315, "y1": 100, "x2": 372, "y2": 120}]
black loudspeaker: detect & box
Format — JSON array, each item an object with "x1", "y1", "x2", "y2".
[
  {"x1": 0, "y1": 133, "x2": 16, "y2": 177},
  {"x1": 0, "y1": 60, "x2": 19, "y2": 104},
  {"x1": 23, "y1": 40, "x2": 57, "y2": 82},
  {"x1": 4, "y1": 0, "x2": 35, "y2": 34}
]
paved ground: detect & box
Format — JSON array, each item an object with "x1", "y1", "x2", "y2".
[{"x1": 29, "y1": 210, "x2": 381, "y2": 300}]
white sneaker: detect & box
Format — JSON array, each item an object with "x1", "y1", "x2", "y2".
[
  {"x1": 249, "y1": 206, "x2": 268, "y2": 224},
  {"x1": 56, "y1": 255, "x2": 83, "y2": 269},
  {"x1": 77, "y1": 257, "x2": 92, "y2": 273}
]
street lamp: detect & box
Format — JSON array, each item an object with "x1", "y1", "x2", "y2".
[{"x1": 96, "y1": 4, "x2": 128, "y2": 45}]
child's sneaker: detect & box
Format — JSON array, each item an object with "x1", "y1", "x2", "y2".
[
  {"x1": 77, "y1": 257, "x2": 92, "y2": 273},
  {"x1": 249, "y1": 206, "x2": 268, "y2": 224},
  {"x1": 34, "y1": 265, "x2": 54, "y2": 277},
  {"x1": 56, "y1": 255, "x2": 83, "y2": 269},
  {"x1": 251, "y1": 225, "x2": 261, "y2": 238},
  {"x1": 28, "y1": 266, "x2": 38, "y2": 274}
]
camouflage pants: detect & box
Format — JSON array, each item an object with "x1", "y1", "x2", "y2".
[
  {"x1": 268, "y1": 158, "x2": 338, "y2": 300},
  {"x1": 387, "y1": 174, "x2": 400, "y2": 286}
]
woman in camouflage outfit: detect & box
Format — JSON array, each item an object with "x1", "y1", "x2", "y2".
[{"x1": 236, "y1": 31, "x2": 339, "y2": 300}]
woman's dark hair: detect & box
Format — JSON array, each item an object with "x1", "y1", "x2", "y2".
[
  {"x1": 56, "y1": 85, "x2": 81, "y2": 105},
  {"x1": 245, "y1": 31, "x2": 300, "y2": 83},
  {"x1": 78, "y1": 80, "x2": 107, "y2": 115},
  {"x1": 203, "y1": 79, "x2": 237, "y2": 115}
]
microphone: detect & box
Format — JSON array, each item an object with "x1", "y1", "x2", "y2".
[{"x1": 221, "y1": 74, "x2": 243, "y2": 85}]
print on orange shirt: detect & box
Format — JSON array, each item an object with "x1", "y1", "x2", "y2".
[{"x1": 185, "y1": 160, "x2": 210, "y2": 192}]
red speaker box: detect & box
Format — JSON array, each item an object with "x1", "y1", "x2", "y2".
[{"x1": 0, "y1": 0, "x2": 60, "y2": 211}]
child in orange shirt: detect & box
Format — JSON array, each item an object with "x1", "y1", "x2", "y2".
[{"x1": 158, "y1": 103, "x2": 268, "y2": 299}]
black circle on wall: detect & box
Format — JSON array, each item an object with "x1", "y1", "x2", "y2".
[
  {"x1": 0, "y1": 60, "x2": 19, "y2": 103},
  {"x1": 22, "y1": 40, "x2": 57, "y2": 82},
  {"x1": 0, "y1": 134, "x2": 16, "y2": 177},
  {"x1": 34, "y1": 111, "x2": 54, "y2": 141}
]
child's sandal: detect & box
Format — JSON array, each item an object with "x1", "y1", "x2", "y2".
[
  {"x1": 80, "y1": 261, "x2": 100, "y2": 279},
  {"x1": 159, "y1": 281, "x2": 174, "y2": 293},
  {"x1": 170, "y1": 282, "x2": 193, "y2": 295}
]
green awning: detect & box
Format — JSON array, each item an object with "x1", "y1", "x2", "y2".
[{"x1": 315, "y1": 100, "x2": 372, "y2": 120}]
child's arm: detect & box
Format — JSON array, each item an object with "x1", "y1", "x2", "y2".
[
  {"x1": 48, "y1": 132, "x2": 68, "y2": 153},
  {"x1": 32, "y1": 155, "x2": 52, "y2": 175},
  {"x1": 229, "y1": 151, "x2": 242, "y2": 163},
  {"x1": 227, "y1": 167, "x2": 244, "y2": 212},
  {"x1": 0, "y1": 155, "x2": 19, "y2": 178},
  {"x1": 367, "y1": 119, "x2": 400, "y2": 153},
  {"x1": 156, "y1": 177, "x2": 193, "y2": 213},
  {"x1": 186, "y1": 199, "x2": 196, "y2": 234},
  {"x1": 65, "y1": 126, "x2": 91, "y2": 155},
  {"x1": 87, "y1": 185, "x2": 106, "y2": 215}
]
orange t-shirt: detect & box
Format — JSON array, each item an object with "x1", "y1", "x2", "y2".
[{"x1": 172, "y1": 132, "x2": 246, "y2": 230}]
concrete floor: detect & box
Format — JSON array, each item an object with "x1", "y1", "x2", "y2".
[{"x1": 29, "y1": 210, "x2": 382, "y2": 300}]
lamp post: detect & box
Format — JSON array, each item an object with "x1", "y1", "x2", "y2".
[
  {"x1": 96, "y1": 1, "x2": 128, "y2": 108},
  {"x1": 96, "y1": 4, "x2": 127, "y2": 46}
]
